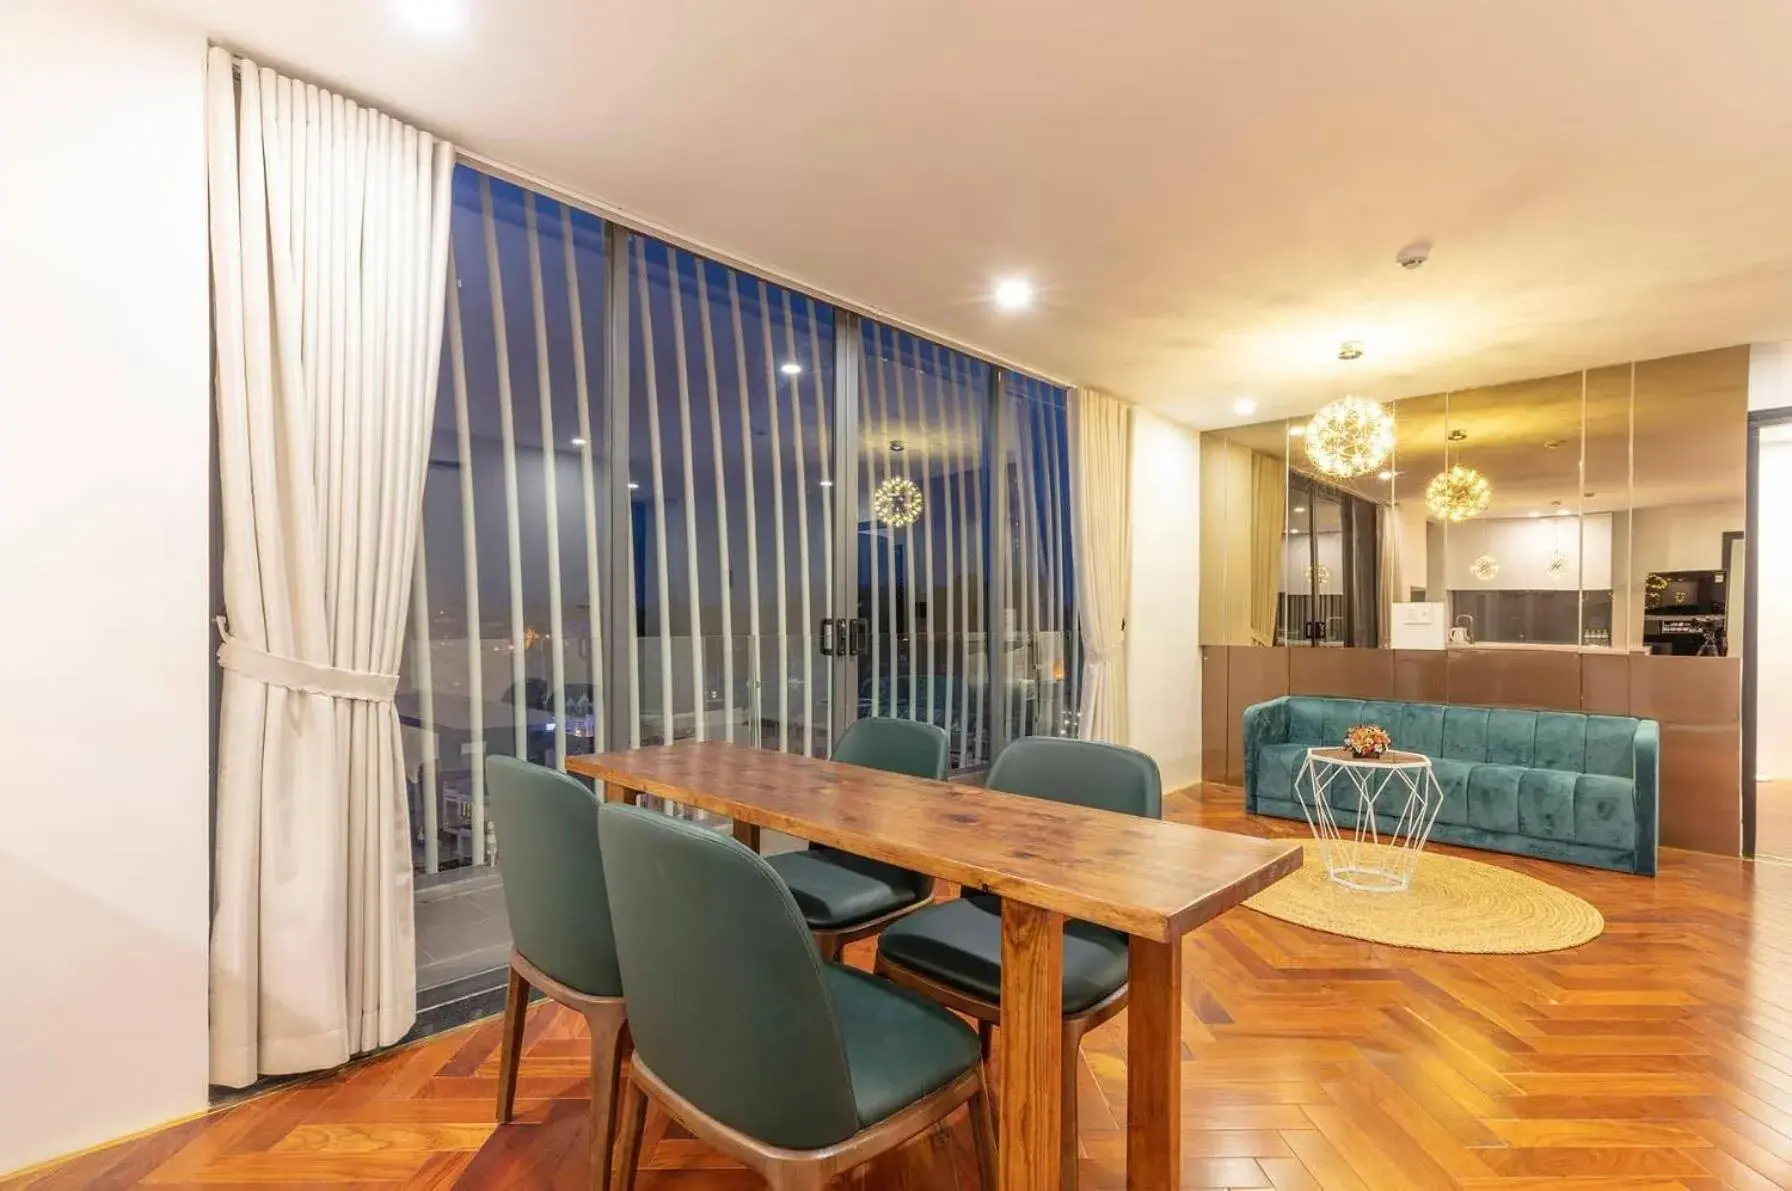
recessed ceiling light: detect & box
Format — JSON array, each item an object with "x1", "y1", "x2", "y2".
[
  {"x1": 1556, "y1": 508, "x2": 1572, "y2": 517},
  {"x1": 1528, "y1": 510, "x2": 1541, "y2": 518},
  {"x1": 393, "y1": 0, "x2": 468, "y2": 38},
  {"x1": 627, "y1": 482, "x2": 640, "y2": 491},
  {"x1": 780, "y1": 361, "x2": 803, "y2": 376},
  {"x1": 1376, "y1": 470, "x2": 1394, "y2": 481},
  {"x1": 992, "y1": 277, "x2": 1033, "y2": 312},
  {"x1": 819, "y1": 479, "x2": 834, "y2": 488},
  {"x1": 1292, "y1": 506, "x2": 1307, "y2": 514},
  {"x1": 570, "y1": 436, "x2": 587, "y2": 447},
  {"x1": 1233, "y1": 398, "x2": 1258, "y2": 417},
  {"x1": 1288, "y1": 425, "x2": 1307, "y2": 438}
]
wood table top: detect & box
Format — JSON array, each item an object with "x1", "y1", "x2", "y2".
[{"x1": 568, "y1": 741, "x2": 1301, "y2": 942}]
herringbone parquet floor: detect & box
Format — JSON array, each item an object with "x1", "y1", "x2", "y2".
[{"x1": 10, "y1": 785, "x2": 1792, "y2": 1190}]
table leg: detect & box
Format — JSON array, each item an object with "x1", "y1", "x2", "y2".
[
  {"x1": 731, "y1": 820, "x2": 762, "y2": 851},
  {"x1": 603, "y1": 783, "x2": 639, "y2": 805},
  {"x1": 999, "y1": 900, "x2": 1063, "y2": 1191},
  {"x1": 1126, "y1": 935, "x2": 1182, "y2": 1191}
]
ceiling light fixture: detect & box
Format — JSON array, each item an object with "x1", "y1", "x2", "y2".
[
  {"x1": 1338, "y1": 340, "x2": 1365, "y2": 361},
  {"x1": 1425, "y1": 465, "x2": 1491, "y2": 522},
  {"x1": 1304, "y1": 396, "x2": 1395, "y2": 479},
  {"x1": 1233, "y1": 398, "x2": 1258, "y2": 417},
  {"x1": 393, "y1": 0, "x2": 468, "y2": 38},
  {"x1": 1377, "y1": 470, "x2": 1394, "y2": 481},
  {"x1": 1288, "y1": 425, "x2": 1306, "y2": 438},
  {"x1": 872, "y1": 476, "x2": 924, "y2": 527},
  {"x1": 1528, "y1": 510, "x2": 1541, "y2": 519},
  {"x1": 992, "y1": 277, "x2": 1033, "y2": 312},
  {"x1": 889, "y1": 440, "x2": 906, "y2": 454},
  {"x1": 818, "y1": 479, "x2": 834, "y2": 488},
  {"x1": 780, "y1": 361, "x2": 803, "y2": 376},
  {"x1": 1556, "y1": 508, "x2": 1572, "y2": 517}
]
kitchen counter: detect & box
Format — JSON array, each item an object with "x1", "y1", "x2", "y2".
[{"x1": 1443, "y1": 641, "x2": 1645, "y2": 654}]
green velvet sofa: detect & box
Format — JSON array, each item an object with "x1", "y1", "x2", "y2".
[{"x1": 1243, "y1": 696, "x2": 1659, "y2": 876}]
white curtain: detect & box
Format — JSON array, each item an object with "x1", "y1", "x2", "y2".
[
  {"x1": 206, "y1": 48, "x2": 455, "y2": 1087},
  {"x1": 1069, "y1": 388, "x2": 1133, "y2": 743},
  {"x1": 1378, "y1": 503, "x2": 1406, "y2": 647}
]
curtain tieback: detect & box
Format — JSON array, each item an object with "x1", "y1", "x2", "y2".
[
  {"x1": 1085, "y1": 640, "x2": 1126, "y2": 664},
  {"x1": 215, "y1": 618, "x2": 400, "y2": 703}
]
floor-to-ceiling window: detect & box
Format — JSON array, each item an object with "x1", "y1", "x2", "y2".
[
  {"x1": 626, "y1": 238, "x2": 837, "y2": 758},
  {"x1": 1001, "y1": 372, "x2": 1081, "y2": 738},
  {"x1": 858, "y1": 323, "x2": 992, "y2": 770},
  {"x1": 398, "y1": 163, "x2": 1083, "y2": 1011}
]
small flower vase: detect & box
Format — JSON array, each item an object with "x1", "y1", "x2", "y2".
[{"x1": 1344, "y1": 724, "x2": 1391, "y2": 759}]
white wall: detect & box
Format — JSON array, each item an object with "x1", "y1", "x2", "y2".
[
  {"x1": 1126, "y1": 411, "x2": 1202, "y2": 790},
  {"x1": 0, "y1": 0, "x2": 211, "y2": 1173},
  {"x1": 1758, "y1": 436, "x2": 1792, "y2": 777},
  {"x1": 1749, "y1": 341, "x2": 1792, "y2": 412}
]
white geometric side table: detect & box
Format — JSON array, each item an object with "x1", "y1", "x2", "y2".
[{"x1": 1294, "y1": 747, "x2": 1445, "y2": 893}]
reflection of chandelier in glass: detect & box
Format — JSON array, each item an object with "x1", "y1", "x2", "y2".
[
  {"x1": 872, "y1": 476, "x2": 924, "y2": 527},
  {"x1": 1304, "y1": 396, "x2": 1395, "y2": 479},
  {"x1": 1305, "y1": 563, "x2": 1332, "y2": 587},
  {"x1": 1426, "y1": 465, "x2": 1491, "y2": 522},
  {"x1": 1546, "y1": 551, "x2": 1570, "y2": 581},
  {"x1": 1470, "y1": 554, "x2": 1500, "y2": 582}
]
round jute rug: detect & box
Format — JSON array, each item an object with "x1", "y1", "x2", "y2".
[{"x1": 1244, "y1": 841, "x2": 1604, "y2": 954}]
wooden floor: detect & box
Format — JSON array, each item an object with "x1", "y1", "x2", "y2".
[{"x1": 10, "y1": 784, "x2": 1792, "y2": 1190}]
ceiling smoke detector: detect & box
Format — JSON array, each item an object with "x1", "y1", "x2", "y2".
[
  {"x1": 1338, "y1": 341, "x2": 1364, "y2": 361},
  {"x1": 1396, "y1": 241, "x2": 1432, "y2": 270}
]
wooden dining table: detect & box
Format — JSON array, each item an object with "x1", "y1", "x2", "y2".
[{"x1": 567, "y1": 741, "x2": 1302, "y2": 1191}]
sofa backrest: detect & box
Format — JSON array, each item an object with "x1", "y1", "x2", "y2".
[{"x1": 1281, "y1": 696, "x2": 1640, "y2": 777}]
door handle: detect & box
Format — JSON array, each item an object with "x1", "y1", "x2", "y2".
[
  {"x1": 849, "y1": 618, "x2": 869, "y2": 657},
  {"x1": 818, "y1": 617, "x2": 836, "y2": 656}
]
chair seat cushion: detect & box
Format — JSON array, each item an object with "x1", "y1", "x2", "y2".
[
  {"x1": 766, "y1": 849, "x2": 925, "y2": 930},
  {"x1": 876, "y1": 897, "x2": 1129, "y2": 1014},
  {"x1": 825, "y1": 964, "x2": 980, "y2": 1128}
]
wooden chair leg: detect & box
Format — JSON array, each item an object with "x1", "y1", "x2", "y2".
[
  {"x1": 585, "y1": 1007, "x2": 629, "y2": 1191},
  {"x1": 496, "y1": 963, "x2": 530, "y2": 1124},
  {"x1": 969, "y1": 1084, "x2": 998, "y2": 1191},
  {"x1": 1060, "y1": 1022, "x2": 1083, "y2": 1191},
  {"x1": 814, "y1": 931, "x2": 844, "y2": 963},
  {"x1": 612, "y1": 1074, "x2": 648, "y2": 1191},
  {"x1": 978, "y1": 1021, "x2": 995, "y2": 1065}
]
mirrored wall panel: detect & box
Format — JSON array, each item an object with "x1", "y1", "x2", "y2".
[{"x1": 1200, "y1": 345, "x2": 1748, "y2": 657}]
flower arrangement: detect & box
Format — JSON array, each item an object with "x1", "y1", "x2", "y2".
[{"x1": 1344, "y1": 723, "x2": 1391, "y2": 759}]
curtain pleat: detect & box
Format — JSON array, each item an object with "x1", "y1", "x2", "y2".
[
  {"x1": 1069, "y1": 388, "x2": 1132, "y2": 744},
  {"x1": 1378, "y1": 503, "x2": 1405, "y2": 648},
  {"x1": 206, "y1": 47, "x2": 455, "y2": 1087}
]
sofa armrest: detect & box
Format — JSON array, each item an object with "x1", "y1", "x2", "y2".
[
  {"x1": 1632, "y1": 718, "x2": 1660, "y2": 876},
  {"x1": 1242, "y1": 696, "x2": 1290, "y2": 812}
]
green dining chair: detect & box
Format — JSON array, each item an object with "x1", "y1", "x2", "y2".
[
  {"x1": 485, "y1": 756, "x2": 628, "y2": 1191},
  {"x1": 597, "y1": 802, "x2": 995, "y2": 1191},
  {"x1": 873, "y1": 737, "x2": 1163, "y2": 1191},
  {"x1": 764, "y1": 717, "x2": 951, "y2": 960}
]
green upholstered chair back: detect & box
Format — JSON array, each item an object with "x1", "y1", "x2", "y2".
[
  {"x1": 597, "y1": 803, "x2": 861, "y2": 1150},
  {"x1": 833, "y1": 716, "x2": 951, "y2": 780},
  {"x1": 484, "y1": 756, "x2": 622, "y2": 998},
  {"x1": 987, "y1": 736, "x2": 1163, "y2": 820}
]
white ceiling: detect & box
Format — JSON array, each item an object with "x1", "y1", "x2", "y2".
[{"x1": 131, "y1": 0, "x2": 1792, "y2": 427}]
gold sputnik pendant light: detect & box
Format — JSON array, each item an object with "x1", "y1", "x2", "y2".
[
  {"x1": 1304, "y1": 395, "x2": 1396, "y2": 480},
  {"x1": 872, "y1": 476, "x2": 924, "y2": 527}
]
